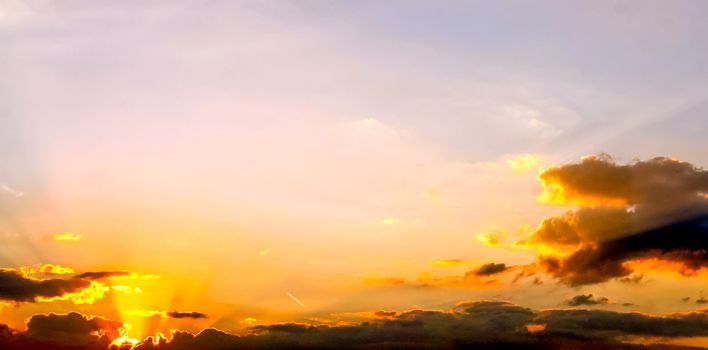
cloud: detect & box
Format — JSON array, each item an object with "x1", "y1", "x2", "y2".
[
  {"x1": 506, "y1": 154, "x2": 541, "y2": 174},
  {"x1": 535, "y1": 308, "x2": 708, "y2": 338},
  {"x1": 121, "y1": 310, "x2": 208, "y2": 319},
  {"x1": 417, "y1": 262, "x2": 516, "y2": 288},
  {"x1": 471, "y1": 263, "x2": 508, "y2": 276},
  {"x1": 0, "y1": 269, "x2": 92, "y2": 303},
  {"x1": 538, "y1": 215, "x2": 708, "y2": 285},
  {"x1": 536, "y1": 154, "x2": 708, "y2": 209},
  {"x1": 522, "y1": 155, "x2": 708, "y2": 285},
  {"x1": 26, "y1": 312, "x2": 123, "y2": 343},
  {"x1": 53, "y1": 232, "x2": 82, "y2": 241},
  {"x1": 166, "y1": 311, "x2": 208, "y2": 319},
  {"x1": 19, "y1": 264, "x2": 75, "y2": 276},
  {"x1": 0, "y1": 184, "x2": 24, "y2": 197},
  {"x1": 565, "y1": 294, "x2": 609, "y2": 306},
  {"x1": 73, "y1": 271, "x2": 130, "y2": 280},
  {"x1": 476, "y1": 232, "x2": 501, "y2": 247},
  {"x1": 0, "y1": 312, "x2": 123, "y2": 349},
  {"x1": 524, "y1": 206, "x2": 632, "y2": 247},
  {"x1": 3, "y1": 301, "x2": 708, "y2": 349}
]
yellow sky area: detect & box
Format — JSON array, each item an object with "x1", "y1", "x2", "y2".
[
  {"x1": 52, "y1": 232, "x2": 82, "y2": 241},
  {"x1": 506, "y1": 154, "x2": 541, "y2": 174},
  {"x1": 429, "y1": 259, "x2": 476, "y2": 267}
]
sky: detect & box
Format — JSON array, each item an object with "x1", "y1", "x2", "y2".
[{"x1": 1, "y1": 1, "x2": 708, "y2": 349}]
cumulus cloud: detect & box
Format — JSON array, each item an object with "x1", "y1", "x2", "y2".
[
  {"x1": 0, "y1": 312, "x2": 123, "y2": 349},
  {"x1": 536, "y1": 155, "x2": 708, "y2": 210},
  {"x1": 539, "y1": 215, "x2": 708, "y2": 285},
  {"x1": 523, "y1": 155, "x2": 708, "y2": 285}
]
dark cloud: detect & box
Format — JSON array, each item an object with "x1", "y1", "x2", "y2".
[
  {"x1": 527, "y1": 206, "x2": 632, "y2": 247},
  {"x1": 537, "y1": 155, "x2": 708, "y2": 210},
  {"x1": 539, "y1": 215, "x2": 708, "y2": 285},
  {"x1": 73, "y1": 271, "x2": 130, "y2": 280},
  {"x1": 535, "y1": 308, "x2": 708, "y2": 338},
  {"x1": 526, "y1": 155, "x2": 708, "y2": 286},
  {"x1": 166, "y1": 311, "x2": 208, "y2": 319},
  {"x1": 0, "y1": 312, "x2": 122, "y2": 349},
  {"x1": 0, "y1": 269, "x2": 90, "y2": 303},
  {"x1": 618, "y1": 274, "x2": 644, "y2": 284},
  {"x1": 697, "y1": 297, "x2": 707, "y2": 304},
  {"x1": 565, "y1": 294, "x2": 609, "y2": 306},
  {"x1": 3, "y1": 302, "x2": 708, "y2": 350},
  {"x1": 471, "y1": 263, "x2": 508, "y2": 276}
]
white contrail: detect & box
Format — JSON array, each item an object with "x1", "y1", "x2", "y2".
[{"x1": 286, "y1": 292, "x2": 304, "y2": 307}]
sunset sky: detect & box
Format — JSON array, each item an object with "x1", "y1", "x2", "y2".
[{"x1": 1, "y1": 1, "x2": 708, "y2": 349}]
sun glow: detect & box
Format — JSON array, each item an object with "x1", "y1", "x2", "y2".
[{"x1": 53, "y1": 232, "x2": 82, "y2": 241}]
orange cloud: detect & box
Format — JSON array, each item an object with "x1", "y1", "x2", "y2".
[{"x1": 524, "y1": 155, "x2": 708, "y2": 285}]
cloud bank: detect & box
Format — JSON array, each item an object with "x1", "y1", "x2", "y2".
[
  {"x1": 523, "y1": 155, "x2": 708, "y2": 285},
  {"x1": 1, "y1": 301, "x2": 707, "y2": 349}
]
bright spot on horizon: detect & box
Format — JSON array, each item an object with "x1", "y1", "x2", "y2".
[{"x1": 260, "y1": 248, "x2": 271, "y2": 256}]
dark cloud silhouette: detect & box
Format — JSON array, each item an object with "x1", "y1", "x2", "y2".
[
  {"x1": 536, "y1": 308, "x2": 708, "y2": 338},
  {"x1": 539, "y1": 215, "x2": 708, "y2": 285},
  {"x1": 166, "y1": 311, "x2": 208, "y2": 319},
  {"x1": 0, "y1": 269, "x2": 91, "y2": 303},
  {"x1": 565, "y1": 294, "x2": 609, "y2": 306},
  {"x1": 73, "y1": 271, "x2": 130, "y2": 280},
  {"x1": 471, "y1": 263, "x2": 508, "y2": 276},
  {"x1": 2, "y1": 302, "x2": 708, "y2": 350},
  {"x1": 0, "y1": 312, "x2": 122, "y2": 350}
]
